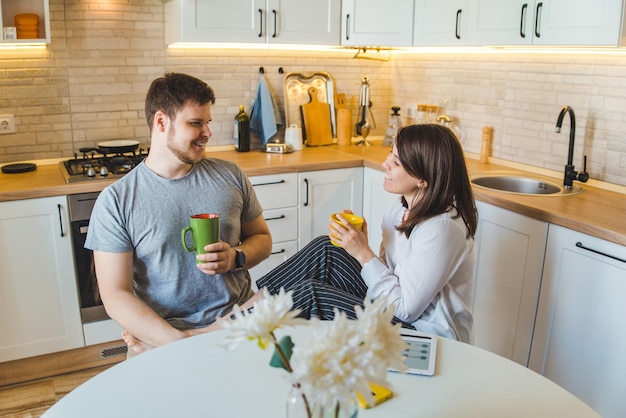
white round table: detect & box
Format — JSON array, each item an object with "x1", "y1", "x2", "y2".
[{"x1": 43, "y1": 328, "x2": 599, "y2": 417}]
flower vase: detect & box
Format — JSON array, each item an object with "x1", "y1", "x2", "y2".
[
  {"x1": 311, "y1": 402, "x2": 358, "y2": 418},
  {"x1": 286, "y1": 385, "x2": 358, "y2": 418}
]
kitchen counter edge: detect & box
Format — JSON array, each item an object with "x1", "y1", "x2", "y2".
[{"x1": 1, "y1": 145, "x2": 624, "y2": 246}]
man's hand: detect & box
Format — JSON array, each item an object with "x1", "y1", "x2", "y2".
[{"x1": 195, "y1": 240, "x2": 236, "y2": 274}]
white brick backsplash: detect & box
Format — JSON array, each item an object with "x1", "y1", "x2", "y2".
[{"x1": 0, "y1": 0, "x2": 625, "y2": 187}]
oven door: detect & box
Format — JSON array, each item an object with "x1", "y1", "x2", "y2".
[{"x1": 71, "y1": 219, "x2": 109, "y2": 323}]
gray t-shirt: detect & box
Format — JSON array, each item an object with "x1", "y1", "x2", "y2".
[{"x1": 85, "y1": 158, "x2": 263, "y2": 330}]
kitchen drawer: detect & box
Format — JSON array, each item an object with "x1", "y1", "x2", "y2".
[
  {"x1": 249, "y1": 241, "x2": 299, "y2": 288},
  {"x1": 250, "y1": 173, "x2": 298, "y2": 210},
  {"x1": 263, "y1": 207, "x2": 298, "y2": 243}
]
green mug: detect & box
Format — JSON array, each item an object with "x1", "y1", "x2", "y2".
[{"x1": 181, "y1": 214, "x2": 220, "y2": 263}]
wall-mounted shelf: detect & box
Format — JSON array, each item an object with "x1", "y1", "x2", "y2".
[{"x1": 0, "y1": 0, "x2": 50, "y2": 45}]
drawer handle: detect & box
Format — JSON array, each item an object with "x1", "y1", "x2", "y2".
[
  {"x1": 253, "y1": 179, "x2": 286, "y2": 187},
  {"x1": 57, "y1": 204, "x2": 65, "y2": 237},
  {"x1": 304, "y1": 178, "x2": 309, "y2": 207},
  {"x1": 576, "y1": 242, "x2": 625, "y2": 263},
  {"x1": 265, "y1": 214, "x2": 286, "y2": 221},
  {"x1": 272, "y1": 9, "x2": 277, "y2": 38},
  {"x1": 534, "y1": 2, "x2": 542, "y2": 38},
  {"x1": 271, "y1": 249, "x2": 286, "y2": 256},
  {"x1": 519, "y1": 3, "x2": 527, "y2": 38}
]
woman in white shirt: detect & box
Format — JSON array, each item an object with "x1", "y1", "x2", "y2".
[{"x1": 255, "y1": 124, "x2": 478, "y2": 342}]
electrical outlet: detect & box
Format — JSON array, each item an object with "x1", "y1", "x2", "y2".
[{"x1": 0, "y1": 114, "x2": 16, "y2": 134}]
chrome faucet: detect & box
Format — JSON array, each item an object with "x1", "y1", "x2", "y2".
[{"x1": 555, "y1": 106, "x2": 589, "y2": 188}]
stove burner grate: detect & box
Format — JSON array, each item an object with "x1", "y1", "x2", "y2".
[{"x1": 59, "y1": 149, "x2": 147, "y2": 183}]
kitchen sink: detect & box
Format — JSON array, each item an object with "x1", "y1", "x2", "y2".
[{"x1": 470, "y1": 172, "x2": 583, "y2": 196}]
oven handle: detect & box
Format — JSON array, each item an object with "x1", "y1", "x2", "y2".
[{"x1": 58, "y1": 204, "x2": 65, "y2": 237}]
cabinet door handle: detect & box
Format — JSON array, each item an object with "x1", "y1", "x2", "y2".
[
  {"x1": 265, "y1": 214, "x2": 286, "y2": 222},
  {"x1": 57, "y1": 204, "x2": 65, "y2": 237},
  {"x1": 272, "y1": 9, "x2": 277, "y2": 38},
  {"x1": 303, "y1": 178, "x2": 309, "y2": 207},
  {"x1": 271, "y1": 248, "x2": 286, "y2": 256},
  {"x1": 455, "y1": 9, "x2": 462, "y2": 40},
  {"x1": 534, "y1": 2, "x2": 542, "y2": 38},
  {"x1": 520, "y1": 3, "x2": 528, "y2": 38},
  {"x1": 252, "y1": 179, "x2": 286, "y2": 187},
  {"x1": 576, "y1": 242, "x2": 625, "y2": 264},
  {"x1": 258, "y1": 8, "x2": 263, "y2": 38},
  {"x1": 345, "y1": 14, "x2": 350, "y2": 41}
]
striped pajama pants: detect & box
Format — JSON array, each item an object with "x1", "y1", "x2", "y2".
[{"x1": 256, "y1": 235, "x2": 414, "y2": 329}]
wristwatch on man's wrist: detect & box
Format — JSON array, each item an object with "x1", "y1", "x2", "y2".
[{"x1": 234, "y1": 248, "x2": 246, "y2": 270}]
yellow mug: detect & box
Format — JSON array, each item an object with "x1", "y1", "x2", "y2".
[{"x1": 329, "y1": 213, "x2": 364, "y2": 247}]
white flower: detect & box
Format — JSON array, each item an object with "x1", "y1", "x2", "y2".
[
  {"x1": 289, "y1": 297, "x2": 408, "y2": 413},
  {"x1": 354, "y1": 297, "x2": 409, "y2": 376},
  {"x1": 220, "y1": 288, "x2": 307, "y2": 351},
  {"x1": 220, "y1": 291, "x2": 409, "y2": 415}
]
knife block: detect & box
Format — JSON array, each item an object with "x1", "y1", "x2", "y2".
[{"x1": 336, "y1": 108, "x2": 353, "y2": 145}]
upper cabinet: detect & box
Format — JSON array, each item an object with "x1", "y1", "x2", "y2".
[
  {"x1": 0, "y1": 0, "x2": 50, "y2": 44},
  {"x1": 413, "y1": 0, "x2": 469, "y2": 46},
  {"x1": 165, "y1": 0, "x2": 341, "y2": 45},
  {"x1": 164, "y1": 0, "x2": 625, "y2": 47},
  {"x1": 341, "y1": 0, "x2": 414, "y2": 47},
  {"x1": 466, "y1": 0, "x2": 626, "y2": 46},
  {"x1": 531, "y1": 0, "x2": 625, "y2": 46}
]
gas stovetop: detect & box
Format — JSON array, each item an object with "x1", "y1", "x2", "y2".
[{"x1": 59, "y1": 150, "x2": 148, "y2": 183}]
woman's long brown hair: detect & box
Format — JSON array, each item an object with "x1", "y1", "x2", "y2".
[{"x1": 394, "y1": 124, "x2": 478, "y2": 239}]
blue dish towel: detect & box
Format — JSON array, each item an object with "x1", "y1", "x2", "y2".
[{"x1": 250, "y1": 75, "x2": 282, "y2": 144}]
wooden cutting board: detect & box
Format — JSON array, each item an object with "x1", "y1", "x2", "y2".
[{"x1": 302, "y1": 87, "x2": 333, "y2": 146}]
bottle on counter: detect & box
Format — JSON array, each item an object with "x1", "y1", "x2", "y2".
[
  {"x1": 234, "y1": 105, "x2": 250, "y2": 152},
  {"x1": 426, "y1": 105, "x2": 439, "y2": 123},
  {"x1": 383, "y1": 106, "x2": 402, "y2": 147},
  {"x1": 480, "y1": 126, "x2": 493, "y2": 164},
  {"x1": 416, "y1": 104, "x2": 428, "y2": 124}
]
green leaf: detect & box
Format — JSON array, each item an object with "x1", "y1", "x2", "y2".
[{"x1": 269, "y1": 335, "x2": 294, "y2": 371}]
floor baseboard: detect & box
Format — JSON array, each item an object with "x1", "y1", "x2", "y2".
[{"x1": 0, "y1": 340, "x2": 127, "y2": 388}]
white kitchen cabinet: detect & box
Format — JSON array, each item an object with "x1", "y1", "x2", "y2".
[
  {"x1": 466, "y1": 0, "x2": 626, "y2": 46},
  {"x1": 248, "y1": 173, "x2": 299, "y2": 286},
  {"x1": 533, "y1": 0, "x2": 625, "y2": 46},
  {"x1": 529, "y1": 225, "x2": 626, "y2": 418},
  {"x1": 472, "y1": 201, "x2": 548, "y2": 366},
  {"x1": 362, "y1": 167, "x2": 398, "y2": 255},
  {"x1": 165, "y1": 0, "x2": 341, "y2": 45},
  {"x1": 413, "y1": 0, "x2": 469, "y2": 46},
  {"x1": 466, "y1": 0, "x2": 534, "y2": 45},
  {"x1": 0, "y1": 0, "x2": 50, "y2": 44},
  {"x1": 341, "y1": 0, "x2": 414, "y2": 47},
  {"x1": 0, "y1": 196, "x2": 84, "y2": 362},
  {"x1": 298, "y1": 168, "x2": 363, "y2": 247}
]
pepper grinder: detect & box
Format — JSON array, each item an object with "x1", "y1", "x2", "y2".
[{"x1": 480, "y1": 126, "x2": 493, "y2": 164}]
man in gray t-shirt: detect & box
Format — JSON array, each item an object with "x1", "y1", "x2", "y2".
[{"x1": 85, "y1": 73, "x2": 272, "y2": 356}]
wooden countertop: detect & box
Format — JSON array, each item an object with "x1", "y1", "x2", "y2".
[{"x1": 1, "y1": 144, "x2": 625, "y2": 246}]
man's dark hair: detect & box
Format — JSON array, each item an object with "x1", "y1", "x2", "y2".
[{"x1": 145, "y1": 73, "x2": 216, "y2": 132}]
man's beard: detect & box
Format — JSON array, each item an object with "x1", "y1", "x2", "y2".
[{"x1": 166, "y1": 125, "x2": 202, "y2": 165}]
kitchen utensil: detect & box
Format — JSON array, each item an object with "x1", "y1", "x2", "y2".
[
  {"x1": 283, "y1": 72, "x2": 336, "y2": 137},
  {"x1": 355, "y1": 76, "x2": 373, "y2": 146},
  {"x1": 79, "y1": 140, "x2": 140, "y2": 155},
  {"x1": 335, "y1": 93, "x2": 347, "y2": 109},
  {"x1": 336, "y1": 108, "x2": 353, "y2": 145},
  {"x1": 301, "y1": 87, "x2": 333, "y2": 146},
  {"x1": 1, "y1": 163, "x2": 37, "y2": 174}
]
